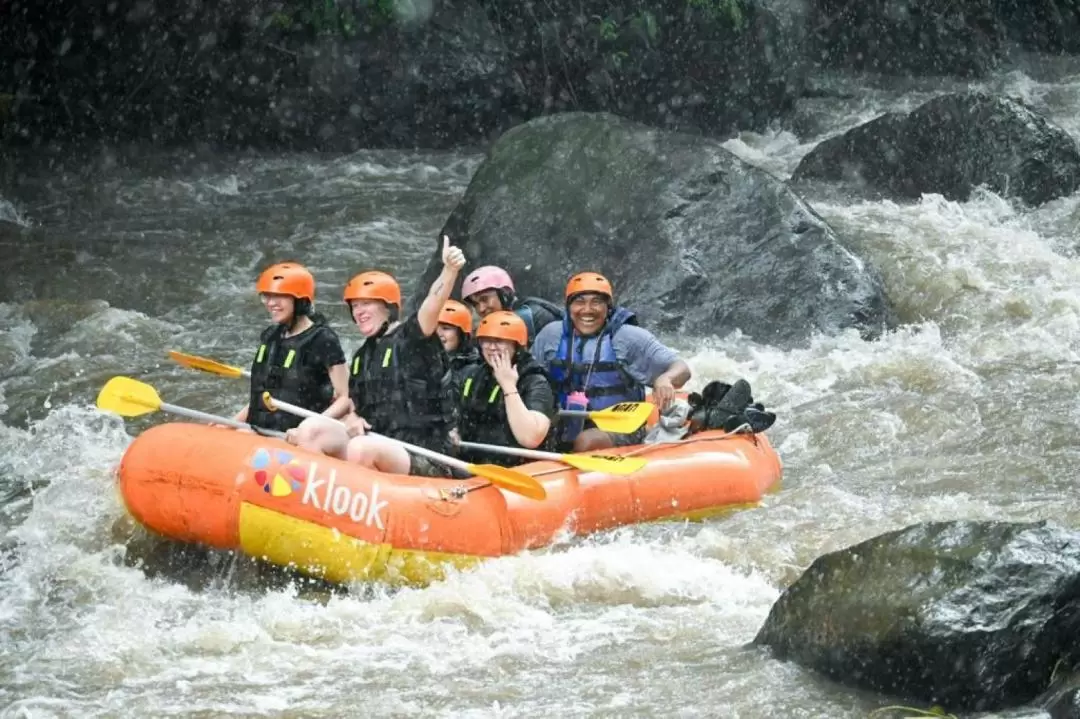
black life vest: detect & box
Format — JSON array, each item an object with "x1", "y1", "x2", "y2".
[
  {"x1": 513, "y1": 296, "x2": 564, "y2": 347},
  {"x1": 443, "y1": 346, "x2": 480, "y2": 428},
  {"x1": 247, "y1": 318, "x2": 339, "y2": 432},
  {"x1": 348, "y1": 322, "x2": 451, "y2": 445},
  {"x1": 457, "y1": 353, "x2": 555, "y2": 465}
]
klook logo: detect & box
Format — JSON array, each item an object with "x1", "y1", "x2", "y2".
[{"x1": 249, "y1": 448, "x2": 388, "y2": 530}]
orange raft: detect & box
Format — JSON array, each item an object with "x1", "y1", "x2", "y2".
[{"x1": 117, "y1": 423, "x2": 783, "y2": 587}]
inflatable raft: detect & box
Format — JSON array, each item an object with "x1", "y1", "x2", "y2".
[{"x1": 116, "y1": 423, "x2": 782, "y2": 586}]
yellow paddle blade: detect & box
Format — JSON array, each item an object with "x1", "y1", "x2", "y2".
[
  {"x1": 168, "y1": 350, "x2": 246, "y2": 379},
  {"x1": 96, "y1": 376, "x2": 162, "y2": 417},
  {"x1": 561, "y1": 453, "x2": 647, "y2": 475},
  {"x1": 466, "y1": 463, "x2": 547, "y2": 501},
  {"x1": 587, "y1": 402, "x2": 653, "y2": 434}
]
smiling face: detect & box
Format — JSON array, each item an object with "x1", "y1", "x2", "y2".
[
  {"x1": 467, "y1": 289, "x2": 504, "y2": 318},
  {"x1": 436, "y1": 323, "x2": 462, "y2": 352},
  {"x1": 350, "y1": 299, "x2": 391, "y2": 337},
  {"x1": 261, "y1": 292, "x2": 296, "y2": 325},
  {"x1": 479, "y1": 337, "x2": 518, "y2": 366},
  {"x1": 568, "y1": 292, "x2": 610, "y2": 336}
]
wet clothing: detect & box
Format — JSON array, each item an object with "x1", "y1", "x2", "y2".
[
  {"x1": 512, "y1": 296, "x2": 563, "y2": 348},
  {"x1": 443, "y1": 345, "x2": 480, "y2": 433},
  {"x1": 532, "y1": 307, "x2": 679, "y2": 446},
  {"x1": 347, "y1": 313, "x2": 452, "y2": 475},
  {"x1": 543, "y1": 307, "x2": 648, "y2": 412},
  {"x1": 246, "y1": 316, "x2": 346, "y2": 433},
  {"x1": 454, "y1": 352, "x2": 557, "y2": 467}
]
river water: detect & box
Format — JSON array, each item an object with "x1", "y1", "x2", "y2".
[{"x1": 3, "y1": 55, "x2": 1080, "y2": 717}]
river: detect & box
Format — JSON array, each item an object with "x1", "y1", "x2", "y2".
[{"x1": 2, "y1": 55, "x2": 1080, "y2": 717}]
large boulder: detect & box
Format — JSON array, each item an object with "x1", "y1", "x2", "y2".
[
  {"x1": 792, "y1": 93, "x2": 1080, "y2": 206},
  {"x1": 753, "y1": 521, "x2": 1080, "y2": 713},
  {"x1": 416, "y1": 112, "x2": 895, "y2": 347}
]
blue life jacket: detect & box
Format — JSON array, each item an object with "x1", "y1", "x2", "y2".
[{"x1": 547, "y1": 306, "x2": 646, "y2": 412}]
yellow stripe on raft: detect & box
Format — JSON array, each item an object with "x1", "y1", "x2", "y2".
[{"x1": 237, "y1": 503, "x2": 483, "y2": 587}]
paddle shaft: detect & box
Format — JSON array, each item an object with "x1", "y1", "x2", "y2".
[
  {"x1": 458, "y1": 441, "x2": 565, "y2": 463},
  {"x1": 264, "y1": 395, "x2": 475, "y2": 475},
  {"x1": 160, "y1": 401, "x2": 286, "y2": 439}
]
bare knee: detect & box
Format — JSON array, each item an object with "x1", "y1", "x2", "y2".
[
  {"x1": 345, "y1": 436, "x2": 411, "y2": 474},
  {"x1": 294, "y1": 417, "x2": 348, "y2": 458},
  {"x1": 573, "y1": 429, "x2": 615, "y2": 452}
]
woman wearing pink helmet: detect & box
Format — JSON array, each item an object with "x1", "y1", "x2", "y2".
[{"x1": 460, "y1": 265, "x2": 563, "y2": 347}]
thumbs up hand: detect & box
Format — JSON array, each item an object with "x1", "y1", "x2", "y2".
[{"x1": 441, "y1": 234, "x2": 466, "y2": 272}]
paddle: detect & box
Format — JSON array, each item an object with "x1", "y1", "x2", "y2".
[
  {"x1": 170, "y1": 350, "x2": 654, "y2": 434},
  {"x1": 558, "y1": 401, "x2": 653, "y2": 434},
  {"x1": 168, "y1": 350, "x2": 249, "y2": 379},
  {"x1": 457, "y1": 441, "x2": 646, "y2": 475},
  {"x1": 95, "y1": 376, "x2": 285, "y2": 438},
  {"x1": 260, "y1": 392, "x2": 547, "y2": 501}
]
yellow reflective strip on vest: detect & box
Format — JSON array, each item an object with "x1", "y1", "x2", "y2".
[
  {"x1": 382, "y1": 347, "x2": 392, "y2": 368},
  {"x1": 487, "y1": 385, "x2": 501, "y2": 403},
  {"x1": 462, "y1": 377, "x2": 473, "y2": 398},
  {"x1": 256, "y1": 344, "x2": 266, "y2": 363},
  {"x1": 283, "y1": 349, "x2": 296, "y2": 369},
  {"x1": 352, "y1": 356, "x2": 360, "y2": 375}
]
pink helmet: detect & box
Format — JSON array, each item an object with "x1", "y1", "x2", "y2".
[{"x1": 461, "y1": 265, "x2": 515, "y2": 301}]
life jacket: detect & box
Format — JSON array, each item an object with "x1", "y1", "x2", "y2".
[
  {"x1": 513, "y1": 296, "x2": 564, "y2": 347},
  {"x1": 457, "y1": 352, "x2": 555, "y2": 465},
  {"x1": 247, "y1": 316, "x2": 338, "y2": 432},
  {"x1": 547, "y1": 306, "x2": 646, "y2": 411},
  {"x1": 442, "y1": 345, "x2": 481, "y2": 429},
  {"x1": 348, "y1": 322, "x2": 451, "y2": 445}
]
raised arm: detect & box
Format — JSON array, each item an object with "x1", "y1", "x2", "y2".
[{"x1": 417, "y1": 235, "x2": 467, "y2": 335}]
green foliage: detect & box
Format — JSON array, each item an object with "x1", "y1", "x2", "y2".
[
  {"x1": 269, "y1": 0, "x2": 396, "y2": 38},
  {"x1": 588, "y1": 0, "x2": 748, "y2": 73},
  {"x1": 687, "y1": 0, "x2": 748, "y2": 30}
]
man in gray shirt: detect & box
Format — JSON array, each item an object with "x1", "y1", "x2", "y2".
[{"x1": 531, "y1": 271, "x2": 691, "y2": 452}]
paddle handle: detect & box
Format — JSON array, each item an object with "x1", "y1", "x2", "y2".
[
  {"x1": 558, "y1": 409, "x2": 591, "y2": 418},
  {"x1": 159, "y1": 401, "x2": 285, "y2": 439},
  {"x1": 264, "y1": 394, "x2": 472, "y2": 474},
  {"x1": 458, "y1": 441, "x2": 559, "y2": 463}
]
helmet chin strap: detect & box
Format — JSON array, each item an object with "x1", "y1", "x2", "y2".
[{"x1": 283, "y1": 298, "x2": 313, "y2": 332}]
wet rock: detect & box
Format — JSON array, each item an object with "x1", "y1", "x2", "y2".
[
  {"x1": 809, "y1": 0, "x2": 1005, "y2": 76},
  {"x1": 1038, "y1": 668, "x2": 1080, "y2": 719},
  {"x1": 792, "y1": 93, "x2": 1080, "y2": 206},
  {"x1": 417, "y1": 112, "x2": 895, "y2": 347},
  {"x1": 995, "y1": 0, "x2": 1080, "y2": 54},
  {"x1": 809, "y1": 0, "x2": 1080, "y2": 76},
  {"x1": 1, "y1": 0, "x2": 806, "y2": 150},
  {"x1": 753, "y1": 520, "x2": 1080, "y2": 713},
  {"x1": 0, "y1": 0, "x2": 526, "y2": 151},
  {"x1": 479, "y1": 0, "x2": 808, "y2": 137}
]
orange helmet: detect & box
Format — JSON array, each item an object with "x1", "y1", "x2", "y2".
[
  {"x1": 438, "y1": 300, "x2": 473, "y2": 335},
  {"x1": 565, "y1": 271, "x2": 613, "y2": 303},
  {"x1": 343, "y1": 271, "x2": 401, "y2": 308},
  {"x1": 476, "y1": 311, "x2": 528, "y2": 347},
  {"x1": 256, "y1": 262, "x2": 315, "y2": 302}
]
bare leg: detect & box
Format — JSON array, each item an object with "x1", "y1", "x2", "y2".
[
  {"x1": 344, "y1": 435, "x2": 412, "y2": 474},
  {"x1": 572, "y1": 428, "x2": 616, "y2": 452},
  {"x1": 291, "y1": 417, "x2": 350, "y2": 459}
]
